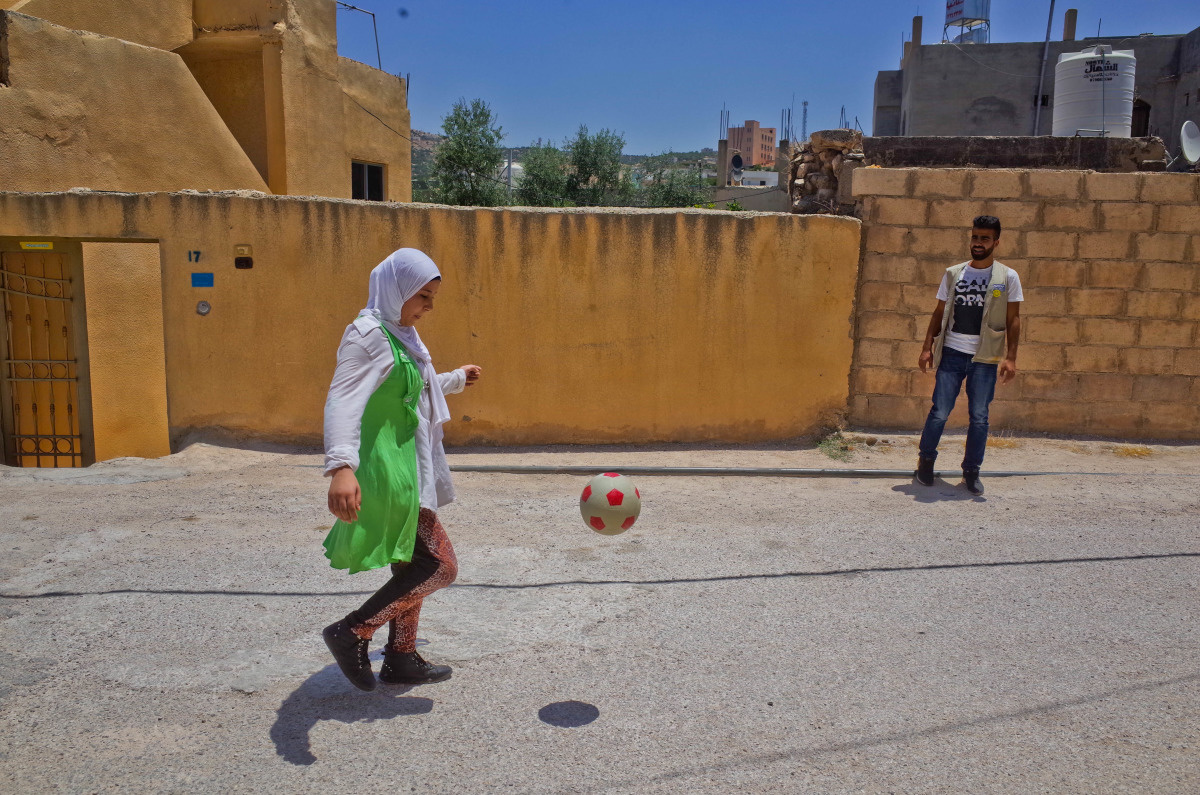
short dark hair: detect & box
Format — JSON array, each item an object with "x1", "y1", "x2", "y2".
[{"x1": 972, "y1": 215, "x2": 1001, "y2": 235}]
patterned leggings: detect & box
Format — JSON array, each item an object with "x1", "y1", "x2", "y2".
[{"x1": 348, "y1": 508, "x2": 458, "y2": 652}]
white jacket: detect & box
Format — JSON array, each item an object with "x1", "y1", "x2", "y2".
[{"x1": 323, "y1": 322, "x2": 466, "y2": 510}]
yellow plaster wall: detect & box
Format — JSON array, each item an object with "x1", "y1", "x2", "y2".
[
  {"x1": 2, "y1": 1, "x2": 412, "y2": 202},
  {"x1": 256, "y1": 0, "x2": 412, "y2": 200},
  {"x1": 79, "y1": 243, "x2": 171, "y2": 460},
  {"x1": 0, "y1": 192, "x2": 862, "y2": 446},
  {"x1": 278, "y1": 0, "x2": 347, "y2": 198},
  {"x1": 183, "y1": 0, "x2": 414, "y2": 201},
  {"x1": 192, "y1": 0, "x2": 282, "y2": 31},
  {"x1": 340, "y1": 57, "x2": 412, "y2": 202},
  {"x1": 0, "y1": 12, "x2": 269, "y2": 194},
  {"x1": 178, "y1": 49, "x2": 271, "y2": 184},
  {"x1": 3, "y1": 0, "x2": 192, "y2": 51}
]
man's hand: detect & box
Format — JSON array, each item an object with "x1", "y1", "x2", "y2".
[
  {"x1": 462, "y1": 364, "x2": 482, "y2": 387},
  {"x1": 918, "y1": 349, "x2": 933, "y2": 373},
  {"x1": 328, "y1": 467, "x2": 361, "y2": 522},
  {"x1": 999, "y1": 358, "x2": 1017, "y2": 384}
]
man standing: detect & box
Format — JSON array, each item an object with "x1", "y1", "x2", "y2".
[{"x1": 916, "y1": 215, "x2": 1022, "y2": 494}]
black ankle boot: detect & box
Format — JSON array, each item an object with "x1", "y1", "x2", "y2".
[
  {"x1": 916, "y1": 456, "x2": 935, "y2": 486},
  {"x1": 380, "y1": 651, "x2": 452, "y2": 684},
  {"x1": 963, "y1": 468, "x2": 983, "y2": 495},
  {"x1": 322, "y1": 618, "x2": 377, "y2": 691}
]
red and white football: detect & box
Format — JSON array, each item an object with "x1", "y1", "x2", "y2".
[{"x1": 579, "y1": 472, "x2": 642, "y2": 535}]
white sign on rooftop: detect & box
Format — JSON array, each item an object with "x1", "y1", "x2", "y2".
[{"x1": 946, "y1": 0, "x2": 990, "y2": 25}]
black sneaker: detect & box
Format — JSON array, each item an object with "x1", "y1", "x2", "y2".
[
  {"x1": 322, "y1": 618, "x2": 377, "y2": 691},
  {"x1": 915, "y1": 456, "x2": 935, "y2": 486},
  {"x1": 963, "y1": 469, "x2": 984, "y2": 495},
  {"x1": 380, "y1": 651, "x2": 452, "y2": 685}
]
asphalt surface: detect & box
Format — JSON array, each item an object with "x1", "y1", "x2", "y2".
[{"x1": 0, "y1": 438, "x2": 1197, "y2": 793}]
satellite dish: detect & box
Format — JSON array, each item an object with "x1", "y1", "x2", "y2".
[{"x1": 1182, "y1": 120, "x2": 1200, "y2": 164}]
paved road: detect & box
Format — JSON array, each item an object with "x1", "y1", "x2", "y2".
[{"x1": 1, "y1": 440, "x2": 1197, "y2": 793}]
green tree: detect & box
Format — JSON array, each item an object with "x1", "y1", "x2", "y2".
[
  {"x1": 411, "y1": 146, "x2": 438, "y2": 202},
  {"x1": 641, "y1": 167, "x2": 708, "y2": 207},
  {"x1": 637, "y1": 153, "x2": 709, "y2": 207},
  {"x1": 432, "y1": 98, "x2": 506, "y2": 206},
  {"x1": 514, "y1": 142, "x2": 569, "y2": 206},
  {"x1": 565, "y1": 125, "x2": 630, "y2": 206}
]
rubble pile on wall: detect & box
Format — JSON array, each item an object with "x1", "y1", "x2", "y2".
[{"x1": 789, "y1": 128, "x2": 864, "y2": 214}]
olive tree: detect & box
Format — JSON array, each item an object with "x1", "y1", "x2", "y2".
[{"x1": 432, "y1": 98, "x2": 506, "y2": 206}]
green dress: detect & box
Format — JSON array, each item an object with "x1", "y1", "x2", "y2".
[{"x1": 323, "y1": 328, "x2": 424, "y2": 574}]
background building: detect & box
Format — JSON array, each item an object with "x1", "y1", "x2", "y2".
[
  {"x1": 874, "y1": 12, "x2": 1200, "y2": 158},
  {"x1": 0, "y1": 0, "x2": 412, "y2": 201},
  {"x1": 727, "y1": 120, "x2": 777, "y2": 167}
]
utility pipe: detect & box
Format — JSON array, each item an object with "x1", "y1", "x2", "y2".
[{"x1": 1033, "y1": 0, "x2": 1056, "y2": 135}]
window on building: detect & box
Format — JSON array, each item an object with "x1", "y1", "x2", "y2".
[{"x1": 352, "y1": 161, "x2": 385, "y2": 201}]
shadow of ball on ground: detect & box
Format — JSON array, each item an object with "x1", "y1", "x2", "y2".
[{"x1": 538, "y1": 700, "x2": 600, "y2": 728}]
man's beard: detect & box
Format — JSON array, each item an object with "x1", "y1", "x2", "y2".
[{"x1": 971, "y1": 245, "x2": 993, "y2": 261}]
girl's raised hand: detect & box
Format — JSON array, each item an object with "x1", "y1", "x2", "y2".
[
  {"x1": 462, "y1": 365, "x2": 482, "y2": 387},
  {"x1": 328, "y1": 467, "x2": 362, "y2": 522}
]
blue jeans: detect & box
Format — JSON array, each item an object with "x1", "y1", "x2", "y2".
[{"x1": 918, "y1": 347, "x2": 998, "y2": 471}]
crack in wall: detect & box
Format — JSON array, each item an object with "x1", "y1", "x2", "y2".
[{"x1": 1, "y1": 12, "x2": 11, "y2": 87}]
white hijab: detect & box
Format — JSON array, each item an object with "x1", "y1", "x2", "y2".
[{"x1": 357, "y1": 248, "x2": 452, "y2": 430}]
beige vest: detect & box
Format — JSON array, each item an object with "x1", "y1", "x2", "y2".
[{"x1": 932, "y1": 261, "x2": 1011, "y2": 368}]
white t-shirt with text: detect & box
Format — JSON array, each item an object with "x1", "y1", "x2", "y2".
[{"x1": 935, "y1": 263, "x2": 1023, "y2": 356}]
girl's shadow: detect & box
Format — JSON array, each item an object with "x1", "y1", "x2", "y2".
[{"x1": 270, "y1": 651, "x2": 434, "y2": 766}]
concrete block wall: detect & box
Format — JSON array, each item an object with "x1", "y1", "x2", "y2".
[{"x1": 850, "y1": 168, "x2": 1200, "y2": 439}]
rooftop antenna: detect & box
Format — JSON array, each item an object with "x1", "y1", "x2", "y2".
[{"x1": 335, "y1": 1, "x2": 382, "y2": 70}]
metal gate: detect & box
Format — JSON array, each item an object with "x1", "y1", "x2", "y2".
[{"x1": 0, "y1": 250, "x2": 85, "y2": 467}]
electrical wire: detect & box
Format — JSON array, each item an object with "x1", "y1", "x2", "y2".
[
  {"x1": 944, "y1": 34, "x2": 1145, "y2": 81},
  {"x1": 944, "y1": 40, "x2": 1044, "y2": 79},
  {"x1": 347, "y1": 94, "x2": 413, "y2": 143}
]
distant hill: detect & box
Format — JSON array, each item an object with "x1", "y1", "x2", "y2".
[
  {"x1": 412, "y1": 130, "x2": 714, "y2": 179},
  {"x1": 411, "y1": 130, "x2": 441, "y2": 184},
  {"x1": 410, "y1": 128, "x2": 444, "y2": 153}
]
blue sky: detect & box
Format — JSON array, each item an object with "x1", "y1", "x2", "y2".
[{"x1": 334, "y1": 1, "x2": 1197, "y2": 154}]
